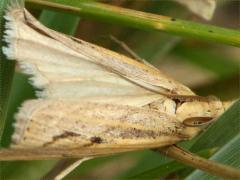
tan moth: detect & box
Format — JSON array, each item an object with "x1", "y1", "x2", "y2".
[{"x1": 0, "y1": 1, "x2": 232, "y2": 161}]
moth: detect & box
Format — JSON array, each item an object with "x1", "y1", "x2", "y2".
[{"x1": 0, "y1": 1, "x2": 232, "y2": 160}]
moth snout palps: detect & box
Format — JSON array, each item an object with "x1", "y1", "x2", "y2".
[{"x1": 1, "y1": 2, "x2": 233, "y2": 160}]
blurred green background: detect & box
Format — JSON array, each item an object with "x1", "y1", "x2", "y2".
[{"x1": 0, "y1": 0, "x2": 239, "y2": 179}]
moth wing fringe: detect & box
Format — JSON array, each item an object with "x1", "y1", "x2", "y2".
[
  {"x1": 2, "y1": 0, "x2": 25, "y2": 60},
  {"x1": 7, "y1": 0, "x2": 25, "y2": 10},
  {"x1": 11, "y1": 100, "x2": 43, "y2": 144}
]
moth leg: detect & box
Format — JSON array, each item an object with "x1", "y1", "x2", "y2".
[
  {"x1": 43, "y1": 158, "x2": 92, "y2": 180},
  {"x1": 109, "y1": 35, "x2": 143, "y2": 61},
  {"x1": 167, "y1": 94, "x2": 210, "y2": 102},
  {"x1": 109, "y1": 35, "x2": 156, "y2": 69}
]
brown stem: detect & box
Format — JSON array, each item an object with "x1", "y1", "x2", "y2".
[
  {"x1": 0, "y1": 146, "x2": 239, "y2": 178},
  {"x1": 156, "y1": 145, "x2": 240, "y2": 179}
]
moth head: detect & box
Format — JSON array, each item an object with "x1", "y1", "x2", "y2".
[
  {"x1": 176, "y1": 96, "x2": 230, "y2": 120},
  {"x1": 174, "y1": 95, "x2": 235, "y2": 139}
]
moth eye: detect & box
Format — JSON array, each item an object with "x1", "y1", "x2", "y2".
[{"x1": 183, "y1": 117, "x2": 213, "y2": 127}]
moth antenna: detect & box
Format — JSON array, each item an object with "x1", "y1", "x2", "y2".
[
  {"x1": 168, "y1": 94, "x2": 210, "y2": 102},
  {"x1": 109, "y1": 35, "x2": 158, "y2": 69}
]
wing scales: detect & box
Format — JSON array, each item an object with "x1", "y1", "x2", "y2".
[
  {"x1": 3, "y1": 6, "x2": 195, "y2": 106},
  {"x1": 3, "y1": 7, "x2": 167, "y2": 106},
  {"x1": 12, "y1": 100, "x2": 193, "y2": 150}
]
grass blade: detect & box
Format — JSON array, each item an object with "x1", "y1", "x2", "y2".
[
  {"x1": 0, "y1": 0, "x2": 15, "y2": 146},
  {"x1": 186, "y1": 134, "x2": 240, "y2": 179},
  {"x1": 25, "y1": 0, "x2": 240, "y2": 47}
]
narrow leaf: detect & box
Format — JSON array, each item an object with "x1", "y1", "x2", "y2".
[
  {"x1": 186, "y1": 134, "x2": 240, "y2": 179},
  {"x1": 25, "y1": 0, "x2": 240, "y2": 47}
]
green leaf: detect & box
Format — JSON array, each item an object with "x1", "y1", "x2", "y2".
[
  {"x1": 1, "y1": 73, "x2": 35, "y2": 147},
  {"x1": 25, "y1": 0, "x2": 240, "y2": 47},
  {"x1": 131, "y1": 160, "x2": 185, "y2": 179},
  {"x1": 0, "y1": 0, "x2": 15, "y2": 146},
  {"x1": 186, "y1": 134, "x2": 240, "y2": 179},
  {"x1": 129, "y1": 148, "x2": 217, "y2": 179}
]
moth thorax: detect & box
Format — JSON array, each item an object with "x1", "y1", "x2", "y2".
[{"x1": 143, "y1": 98, "x2": 176, "y2": 115}]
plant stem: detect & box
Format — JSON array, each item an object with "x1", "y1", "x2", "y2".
[
  {"x1": 156, "y1": 145, "x2": 240, "y2": 179},
  {"x1": 43, "y1": 158, "x2": 91, "y2": 180},
  {"x1": 0, "y1": 146, "x2": 239, "y2": 178},
  {"x1": 25, "y1": 0, "x2": 240, "y2": 47}
]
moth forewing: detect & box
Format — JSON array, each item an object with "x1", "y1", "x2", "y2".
[
  {"x1": 3, "y1": 4, "x2": 168, "y2": 108},
  {"x1": 3, "y1": 4, "x2": 194, "y2": 97},
  {"x1": 11, "y1": 99, "x2": 197, "y2": 151}
]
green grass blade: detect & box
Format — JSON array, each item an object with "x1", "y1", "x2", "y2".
[
  {"x1": 25, "y1": 0, "x2": 240, "y2": 47},
  {"x1": 1, "y1": 74, "x2": 35, "y2": 147},
  {"x1": 0, "y1": 0, "x2": 16, "y2": 146},
  {"x1": 129, "y1": 148, "x2": 217, "y2": 179},
  {"x1": 131, "y1": 161, "x2": 184, "y2": 179},
  {"x1": 186, "y1": 134, "x2": 240, "y2": 179}
]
